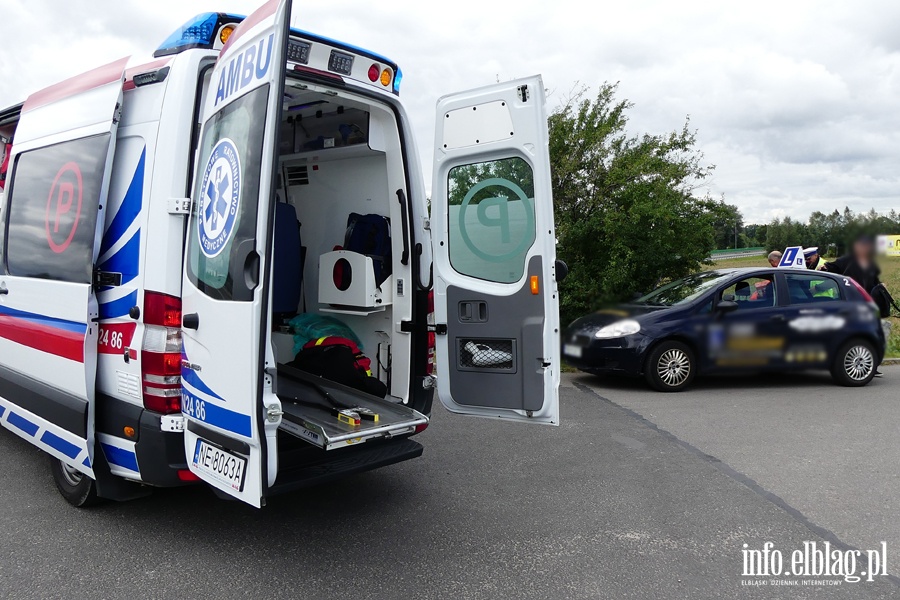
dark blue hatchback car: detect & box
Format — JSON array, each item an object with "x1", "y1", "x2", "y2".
[{"x1": 562, "y1": 268, "x2": 886, "y2": 392}]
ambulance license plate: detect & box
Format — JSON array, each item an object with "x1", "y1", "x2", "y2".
[
  {"x1": 563, "y1": 344, "x2": 583, "y2": 358},
  {"x1": 192, "y1": 438, "x2": 246, "y2": 492}
]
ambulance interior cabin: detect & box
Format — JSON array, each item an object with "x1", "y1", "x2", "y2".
[{"x1": 264, "y1": 78, "x2": 419, "y2": 440}]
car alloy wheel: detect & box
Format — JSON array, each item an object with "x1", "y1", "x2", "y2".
[
  {"x1": 843, "y1": 344, "x2": 874, "y2": 382},
  {"x1": 657, "y1": 348, "x2": 691, "y2": 387}
]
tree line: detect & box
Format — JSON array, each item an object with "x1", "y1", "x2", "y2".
[{"x1": 762, "y1": 209, "x2": 900, "y2": 256}]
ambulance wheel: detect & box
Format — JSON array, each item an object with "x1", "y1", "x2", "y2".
[
  {"x1": 831, "y1": 339, "x2": 876, "y2": 387},
  {"x1": 50, "y1": 457, "x2": 100, "y2": 507},
  {"x1": 645, "y1": 340, "x2": 696, "y2": 392}
]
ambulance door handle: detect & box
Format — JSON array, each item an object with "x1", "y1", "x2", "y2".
[
  {"x1": 183, "y1": 313, "x2": 200, "y2": 330},
  {"x1": 0, "y1": 284, "x2": 7, "y2": 295}
]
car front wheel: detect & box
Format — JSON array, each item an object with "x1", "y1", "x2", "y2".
[
  {"x1": 645, "y1": 340, "x2": 696, "y2": 392},
  {"x1": 832, "y1": 339, "x2": 877, "y2": 387}
]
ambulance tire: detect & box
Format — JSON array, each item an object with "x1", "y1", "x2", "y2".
[{"x1": 50, "y1": 457, "x2": 101, "y2": 507}]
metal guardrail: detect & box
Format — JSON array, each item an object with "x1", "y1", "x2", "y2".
[{"x1": 708, "y1": 247, "x2": 766, "y2": 261}]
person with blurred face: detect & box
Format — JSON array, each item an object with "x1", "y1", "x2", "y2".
[
  {"x1": 767, "y1": 250, "x2": 782, "y2": 267},
  {"x1": 823, "y1": 235, "x2": 880, "y2": 294}
]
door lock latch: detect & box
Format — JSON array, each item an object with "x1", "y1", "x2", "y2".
[{"x1": 265, "y1": 404, "x2": 284, "y2": 423}]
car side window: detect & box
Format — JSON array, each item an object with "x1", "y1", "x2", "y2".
[
  {"x1": 784, "y1": 273, "x2": 841, "y2": 304},
  {"x1": 719, "y1": 276, "x2": 776, "y2": 309}
]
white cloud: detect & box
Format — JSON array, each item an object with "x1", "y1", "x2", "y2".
[{"x1": 0, "y1": 0, "x2": 897, "y2": 224}]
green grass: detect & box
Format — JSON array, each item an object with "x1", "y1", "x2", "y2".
[{"x1": 708, "y1": 254, "x2": 900, "y2": 358}]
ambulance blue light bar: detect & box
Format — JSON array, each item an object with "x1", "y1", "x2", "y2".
[
  {"x1": 153, "y1": 12, "x2": 402, "y2": 94},
  {"x1": 154, "y1": 12, "x2": 244, "y2": 58}
]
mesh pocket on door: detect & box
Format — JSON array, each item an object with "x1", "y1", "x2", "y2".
[{"x1": 458, "y1": 339, "x2": 515, "y2": 372}]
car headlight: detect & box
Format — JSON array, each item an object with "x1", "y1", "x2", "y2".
[{"x1": 595, "y1": 319, "x2": 641, "y2": 339}]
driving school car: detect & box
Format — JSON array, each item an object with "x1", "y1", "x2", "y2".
[{"x1": 563, "y1": 267, "x2": 885, "y2": 392}]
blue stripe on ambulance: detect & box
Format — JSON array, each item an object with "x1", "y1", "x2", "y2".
[
  {"x1": 180, "y1": 356, "x2": 224, "y2": 401},
  {"x1": 0, "y1": 305, "x2": 87, "y2": 334},
  {"x1": 0, "y1": 401, "x2": 93, "y2": 478},
  {"x1": 101, "y1": 443, "x2": 139, "y2": 472},
  {"x1": 99, "y1": 147, "x2": 144, "y2": 257},
  {"x1": 182, "y1": 387, "x2": 251, "y2": 437},
  {"x1": 99, "y1": 290, "x2": 139, "y2": 320},
  {"x1": 97, "y1": 232, "x2": 140, "y2": 287},
  {"x1": 40, "y1": 430, "x2": 81, "y2": 459},
  {"x1": 7, "y1": 411, "x2": 39, "y2": 437}
]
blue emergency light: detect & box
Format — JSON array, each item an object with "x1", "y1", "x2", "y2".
[
  {"x1": 153, "y1": 12, "x2": 403, "y2": 94},
  {"x1": 153, "y1": 12, "x2": 245, "y2": 58},
  {"x1": 393, "y1": 67, "x2": 403, "y2": 94}
]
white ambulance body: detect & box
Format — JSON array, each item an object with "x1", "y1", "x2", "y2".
[{"x1": 0, "y1": 0, "x2": 561, "y2": 508}]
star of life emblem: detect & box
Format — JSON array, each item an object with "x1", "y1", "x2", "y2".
[{"x1": 198, "y1": 138, "x2": 242, "y2": 258}]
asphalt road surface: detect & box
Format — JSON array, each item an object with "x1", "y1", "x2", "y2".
[{"x1": 0, "y1": 371, "x2": 897, "y2": 599}]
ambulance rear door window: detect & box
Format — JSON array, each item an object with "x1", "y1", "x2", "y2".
[
  {"x1": 186, "y1": 85, "x2": 268, "y2": 301},
  {"x1": 3, "y1": 134, "x2": 110, "y2": 283}
]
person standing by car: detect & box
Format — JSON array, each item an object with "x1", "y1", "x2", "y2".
[
  {"x1": 823, "y1": 235, "x2": 886, "y2": 375},
  {"x1": 822, "y1": 235, "x2": 880, "y2": 294},
  {"x1": 767, "y1": 250, "x2": 783, "y2": 267}
]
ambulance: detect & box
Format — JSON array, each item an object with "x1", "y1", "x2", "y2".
[{"x1": 0, "y1": 0, "x2": 562, "y2": 508}]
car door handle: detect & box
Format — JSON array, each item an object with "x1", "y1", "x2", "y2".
[
  {"x1": 0, "y1": 282, "x2": 8, "y2": 295},
  {"x1": 770, "y1": 314, "x2": 786, "y2": 322},
  {"x1": 183, "y1": 313, "x2": 200, "y2": 330}
]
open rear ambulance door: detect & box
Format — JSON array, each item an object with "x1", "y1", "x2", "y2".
[
  {"x1": 0, "y1": 58, "x2": 128, "y2": 476},
  {"x1": 181, "y1": 0, "x2": 291, "y2": 506},
  {"x1": 430, "y1": 76, "x2": 561, "y2": 425}
]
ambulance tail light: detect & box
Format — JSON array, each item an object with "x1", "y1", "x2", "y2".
[
  {"x1": 142, "y1": 292, "x2": 183, "y2": 414},
  {"x1": 427, "y1": 290, "x2": 435, "y2": 376}
]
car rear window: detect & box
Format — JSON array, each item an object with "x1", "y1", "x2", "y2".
[{"x1": 784, "y1": 273, "x2": 842, "y2": 304}]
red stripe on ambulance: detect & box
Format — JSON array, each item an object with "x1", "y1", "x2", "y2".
[{"x1": 0, "y1": 314, "x2": 84, "y2": 363}]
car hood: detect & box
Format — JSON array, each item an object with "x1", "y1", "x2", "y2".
[{"x1": 566, "y1": 304, "x2": 671, "y2": 335}]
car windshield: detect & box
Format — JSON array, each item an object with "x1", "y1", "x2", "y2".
[{"x1": 634, "y1": 271, "x2": 735, "y2": 306}]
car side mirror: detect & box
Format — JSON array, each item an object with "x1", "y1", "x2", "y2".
[
  {"x1": 717, "y1": 298, "x2": 739, "y2": 313},
  {"x1": 555, "y1": 259, "x2": 569, "y2": 283}
]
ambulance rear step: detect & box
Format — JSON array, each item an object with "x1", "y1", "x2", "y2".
[
  {"x1": 269, "y1": 438, "x2": 424, "y2": 496},
  {"x1": 275, "y1": 364, "x2": 428, "y2": 451}
]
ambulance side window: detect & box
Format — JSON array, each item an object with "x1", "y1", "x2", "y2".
[
  {"x1": 447, "y1": 156, "x2": 536, "y2": 284},
  {"x1": 186, "y1": 85, "x2": 268, "y2": 301},
  {"x1": 3, "y1": 134, "x2": 110, "y2": 283}
]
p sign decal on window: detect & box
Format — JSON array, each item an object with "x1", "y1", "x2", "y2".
[
  {"x1": 778, "y1": 246, "x2": 806, "y2": 269},
  {"x1": 44, "y1": 162, "x2": 84, "y2": 254},
  {"x1": 448, "y1": 157, "x2": 537, "y2": 284}
]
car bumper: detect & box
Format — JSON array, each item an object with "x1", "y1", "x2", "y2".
[{"x1": 562, "y1": 333, "x2": 651, "y2": 375}]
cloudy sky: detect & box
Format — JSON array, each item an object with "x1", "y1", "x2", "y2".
[{"x1": 1, "y1": 0, "x2": 897, "y2": 223}]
